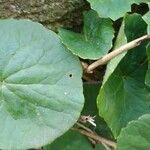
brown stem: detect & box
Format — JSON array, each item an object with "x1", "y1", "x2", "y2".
[
  {"x1": 81, "y1": 61, "x2": 89, "y2": 71},
  {"x1": 76, "y1": 122, "x2": 114, "y2": 149},
  {"x1": 102, "y1": 142, "x2": 112, "y2": 150},
  {"x1": 72, "y1": 128, "x2": 116, "y2": 149},
  {"x1": 87, "y1": 34, "x2": 150, "y2": 73},
  {"x1": 76, "y1": 122, "x2": 93, "y2": 133}
]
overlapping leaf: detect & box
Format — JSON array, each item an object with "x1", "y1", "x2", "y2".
[
  {"x1": 144, "y1": 4, "x2": 150, "y2": 86},
  {"x1": 143, "y1": 3, "x2": 150, "y2": 33},
  {"x1": 0, "y1": 19, "x2": 84, "y2": 149},
  {"x1": 117, "y1": 114, "x2": 150, "y2": 150},
  {"x1": 116, "y1": 44, "x2": 150, "y2": 150},
  {"x1": 103, "y1": 17, "x2": 127, "y2": 84},
  {"x1": 97, "y1": 14, "x2": 150, "y2": 138},
  {"x1": 87, "y1": 0, "x2": 150, "y2": 20},
  {"x1": 43, "y1": 83, "x2": 109, "y2": 150},
  {"x1": 59, "y1": 10, "x2": 114, "y2": 60},
  {"x1": 145, "y1": 44, "x2": 150, "y2": 87}
]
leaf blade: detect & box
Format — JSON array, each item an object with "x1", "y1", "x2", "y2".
[
  {"x1": 117, "y1": 114, "x2": 150, "y2": 150},
  {"x1": 0, "y1": 19, "x2": 84, "y2": 149},
  {"x1": 97, "y1": 14, "x2": 149, "y2": 138},
  {"x1": 59, "y1": 10, "x2": 114, "y2": 60},
  {"x1": 87, "y1": 0, "x2": 150, "y2": 20}
]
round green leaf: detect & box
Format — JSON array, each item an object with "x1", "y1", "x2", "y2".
[
  {"x1": 97, "y1": 14, "x2": 149, "y2": 138},
  {"x1": 0, "y1": 19, "x2": 84, "y2": 149},
  {"x1": 59, "y1": 10, "x2": 114, "y2": 60},
  {"x1": 87, "y1": 0, "x2": 150, "y2": 20},
  {"x1": 117, "y1": 114, "x2": 150, "y2": 150}
]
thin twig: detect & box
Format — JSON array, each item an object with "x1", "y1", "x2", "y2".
[
  {"x1": 102, "y1": 142, "x2": 112, "y2": 150},
  {"x1": 82, "y1": 75, "x2": 94, "y2": 82},
  {"x1": 81, "y1": 61, "x2": 89, "y2": 71},
  {"x1": 75, "y1": 122, "x2": 116, "y2": 149},
  {"x1": 76, "y1": 122, "x2": 97, "y2": 146},
  {"x1": 72, "y1": 127, "x2": 116, "y2": 149},
  {"x1": 81, "y1": 61, "x2": 95, "y2": 81},
  {"x1": 76, "y1": 122, "x2": 93, "y2": 133},
  {"x1": 87, "y1": 34, "x2": 150, "y2": 73}
]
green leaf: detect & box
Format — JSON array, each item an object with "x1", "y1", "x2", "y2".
[
  {"x1": 87, "y1": 0, "x2": 150, "y2": 20},
  {"x1": 143, "y1": 4, "x2": 150, "y2": 34},
  {"x1": 43, "y1": 130, "x2": 105, "y2": 150},
  {"x1": 145, "y1": 44, "x2": 150, "y2": 87},
  {"x1": 117, "y1": 114, "x2": 150, "y2": 150},
  {"x1": 0, "y1": 19, "x2": 84, "y2": 149},
  {"x1": 59, "y1": 10, "x2": 114, "y2": 60},
  {"x1": 103, "y1": 16, "x2": 127, "y2": 84},
  {"x1": 97, "y1": 14, "x2": 149, "y2": 138}
]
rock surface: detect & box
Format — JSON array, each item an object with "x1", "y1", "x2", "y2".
[{"x1": 0, "y1": 0, "x2": 89, "y2": 31}]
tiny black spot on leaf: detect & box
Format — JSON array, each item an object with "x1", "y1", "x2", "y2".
[{"x1": 69, "y1": 74, "x2": 73, "y2": 78}]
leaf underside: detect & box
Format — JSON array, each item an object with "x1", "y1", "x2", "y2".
[{"x1": 0, "y1": 19, "x2": 84, "y2": 149}]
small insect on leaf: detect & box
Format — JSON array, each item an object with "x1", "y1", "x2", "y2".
[{"x1": 79, "y1": 115, "x2": 96, "y2": 127}]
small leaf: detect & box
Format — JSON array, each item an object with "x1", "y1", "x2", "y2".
[
  {"x1": 0, "y1": 19, "x2": 84, "y2": 149},
  {"x1": 43, "y1": 130, "x2": 105, "y2": 150},
  {"x1": 117, "y1": 114, "x2": 150, "y2": 150},
  {"x1": 59, "y1": 10, "x2": 114, "y2": 60},
  {"x1": 97, "y1": 14, "x2": 149, "y2": 138},
  {"x1": 87, "y1": 0, "x2": 150, "y2": 20}
]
